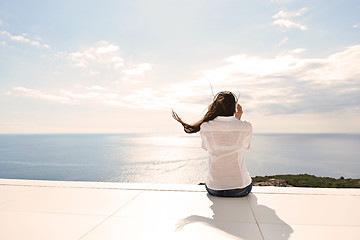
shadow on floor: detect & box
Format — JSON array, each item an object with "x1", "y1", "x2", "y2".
[{"x1": 176, "y1": 193, "x2": 293, "y2": 240}]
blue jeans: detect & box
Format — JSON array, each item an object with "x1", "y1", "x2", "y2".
[{"x1": 205, "y1": 183, "x2": 252, "y2": 198}]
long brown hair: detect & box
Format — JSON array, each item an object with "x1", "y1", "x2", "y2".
[{"x1": 172, "y1": 91, "x2": 237, "y2": 133}]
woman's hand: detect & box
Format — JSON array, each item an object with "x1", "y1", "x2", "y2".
[{"x1": 235, "y1": 104, "x2": 243, "y2": 120}]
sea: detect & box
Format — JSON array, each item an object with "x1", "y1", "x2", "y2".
[{"x1": 0, "y1": 133, "x2": 359, "y2": 184}]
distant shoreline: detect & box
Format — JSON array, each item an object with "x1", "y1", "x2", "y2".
[
  {"x1": 199, "y1": 174, "x2": 360, "y2": 188},
  {"x1": 251, "y1": 174, "x2": 360, "y2": 188}
]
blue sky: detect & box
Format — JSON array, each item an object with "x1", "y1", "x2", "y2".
[{"x1": 1, "y1": 0, "x2": 360, "y2": 133}]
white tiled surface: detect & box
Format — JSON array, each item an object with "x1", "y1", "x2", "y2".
[
  {"x1": 248, "y1": 193, "x2": 360, "y2": 226},
  {"x1": 0, "y1": 211, "x2": 104, "y2": 240},
  {"x1": 0, "y1": 187, "x2": 141, "y2": 215},
  {"x1": 114, "y1": 190, "x2": 255, "y2": 222},
  {"x1": 81, "y1": 217, "x2": 263, "y2": 240},
  {"x1": 0, "y1": 179, "x2": 360, "y2": 240},
  {"x1": 0, "y1": 185, "x2": 44, "y2": 205}
]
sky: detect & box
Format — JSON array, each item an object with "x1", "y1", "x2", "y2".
[{"x1": 0, "y1": 0, "x2": 359, "y2": 134}]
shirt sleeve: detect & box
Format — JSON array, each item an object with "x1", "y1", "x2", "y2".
[
  {"x1": 201, "y1": 139, "x2": 208, "y2": 150},
  {"x1": 242, "y1": 122, "x2": 253, "y2": 151},
  {"x1": 200, "y1": 130, "x2": 208, "y2": 150}
]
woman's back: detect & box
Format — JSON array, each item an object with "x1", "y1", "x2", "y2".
[
  {"x1": 200, "y1": 116, "x2": 252, "y2": 190},
  {"x1": 173, "y1": 91, "x2": 253, "y2": 197}
]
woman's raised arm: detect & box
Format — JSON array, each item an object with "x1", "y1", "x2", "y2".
[{"x1": 235, "y1": 104, "x2": 243, "y2": 120}]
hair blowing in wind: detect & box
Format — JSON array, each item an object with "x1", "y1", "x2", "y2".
[{"x1": 172, "y1": 91, "x2": 238, "y2": 134}]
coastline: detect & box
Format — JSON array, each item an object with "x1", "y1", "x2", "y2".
[
  {"x1": 198, "y1": 174, "x2": 360, "y2": 188},
  {"x1": 251, "y1": 174, "x2": 360, "y2": 188}
]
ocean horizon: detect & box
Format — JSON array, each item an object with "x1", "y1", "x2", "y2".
[{"x1": 0, "y1": 133, "x2": 359, "y2": 184}]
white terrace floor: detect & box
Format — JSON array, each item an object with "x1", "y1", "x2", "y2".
[{"x1": 0, "y1": 179, "x2": 359, "y2": 240}]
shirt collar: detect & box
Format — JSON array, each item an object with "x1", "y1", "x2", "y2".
[{"x1": 214, "y1": 116, "x2": 236, "y2": 121}]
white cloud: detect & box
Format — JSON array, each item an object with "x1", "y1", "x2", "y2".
[
  {"x1": 273, "y1": 8, "x2": 308, "y2": 19},
  {"x1": 0, "y1": 30, "x2": 50, "y2": 49},
  {"x1": 273, "y1": 19, "x2": 307, "y2": 30},
  {"x1": 87, "y1": 71, "x2": 101, "y2": 76},
  {"x1": 122, "y1": 88, "x2": 177, "y2": 110},
  {"x1": 10, "y1": 86, "x2": 130, "y2": 107},
  {"x1": 9, "y1": 45, "x2": 360, "y2": 116},
  {"x1": 95, "y1": 41, "x2": 119, "y2": 54},
  {"x1": 120, "y1": 45, "x2": 360, "y2": 114},
  {"x1": 270, "y1": 0, "x2": 293, "y2": 2},
  {"x1": 57, "y1": 41, "x2": 151, "y2": 79},
  {"x1": 122, "y1": 63, "x2": 152, "y2": 76},
  {"x1": 112, "y1": 56, "x2": 125, "y2": 68},
  {"x1": 67, "y1": 52, "x2": 92, "y2": 68},
  {"x1": 59, "y1": 41, "x2": 123, "y2": 69},
  {"x1": 278, "y1": 37, "x2": 288, "y2": 46},
  {"x1": 34, "y1": 35, "x2": 42, "y2": 41},
  {"x1": 272, "y1": 7, "x2": 308, "y2": 31},
  {"x1": 287, "y1": 48, "x2": 306, "y2": 54},
  {"x1": 11, "y1": 87, "x2": 70, "y2": 104},
  {"x1": 86, "y1": 85, "x2": 106, "y2": 91},
  {"x1": 303, "y1": 45, "x2": 360, "y2": 84},
  {"x1": 353, "y1": 23, "x2": 360, "y2": 28}
]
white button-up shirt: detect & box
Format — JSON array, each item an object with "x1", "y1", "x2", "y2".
[{"x1": 200, "y1": 116, "x2": 252, "y2": 190}]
